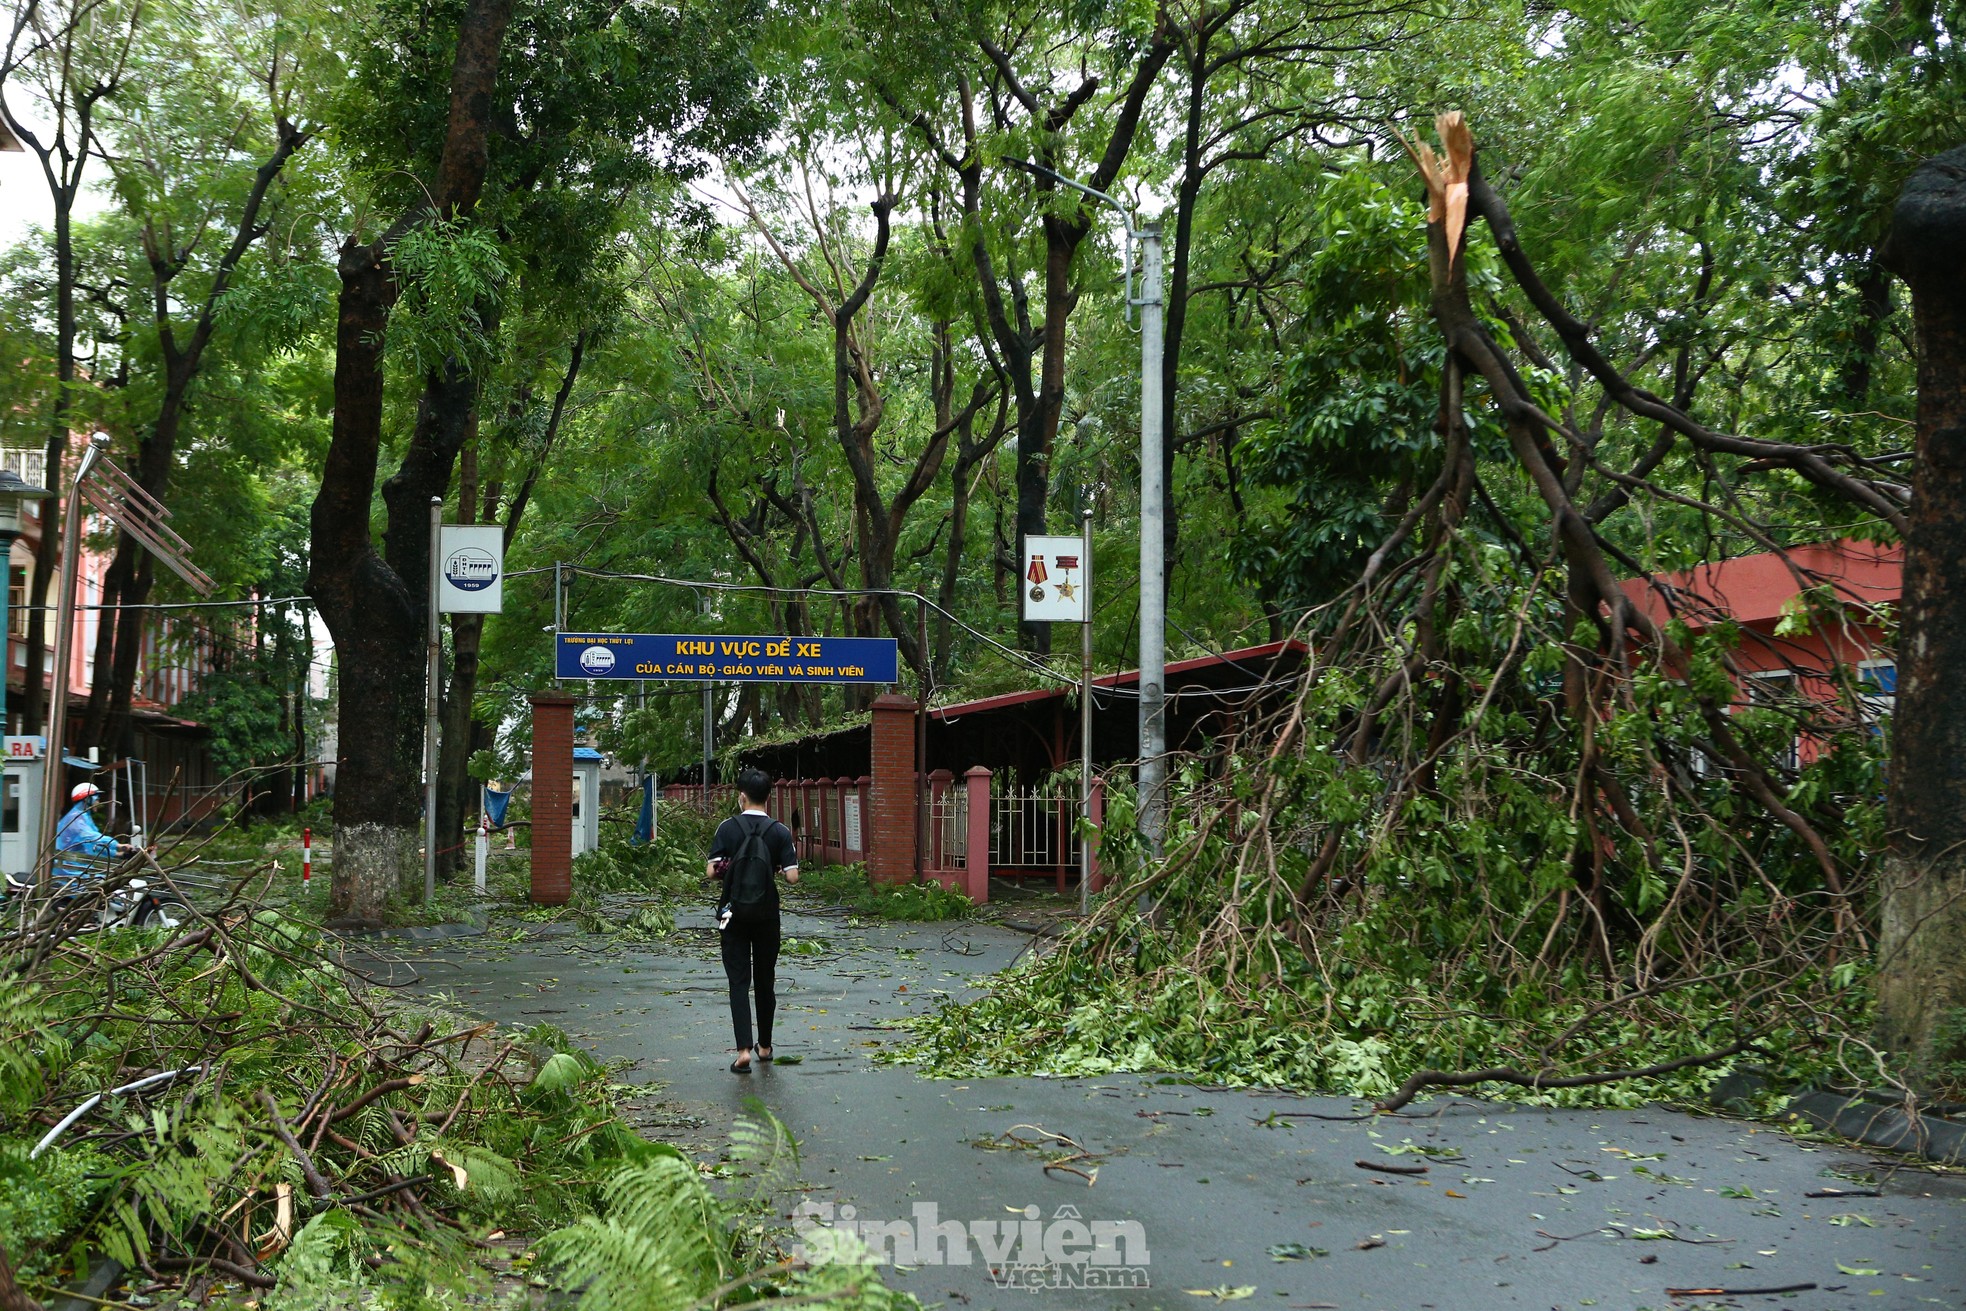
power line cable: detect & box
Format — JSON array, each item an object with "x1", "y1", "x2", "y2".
[
  {"x1": 15, "y1": 594, "x2": 316, "y2": 613},
  {"x1": 532, "y1": 565, "x2": 1306, "y2": 704}
]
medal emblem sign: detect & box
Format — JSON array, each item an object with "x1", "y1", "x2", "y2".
[{"x1": 1021, "y1": 535, "x2": 1088, "y2": 623}]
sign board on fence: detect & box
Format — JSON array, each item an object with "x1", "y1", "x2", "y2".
[
  {"x1": 438, "y1": 525, "x2": 504, "y2": 613},
  {"x1": 555, "y1": 633, "x2": 900, "y2": 684},
  {"x1": 1020, "y1": 534, "x2": 1088, "y2": 623},
  {"x1": 842, "y1": 793, "x2": 862, "y2": 850}
]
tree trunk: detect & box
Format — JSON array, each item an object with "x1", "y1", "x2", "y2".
[
  {"x1": 306, "y1": 0, "x2": 513, "y2": 921},
  {"x1": 0, "y1": 1237, "x2": 44, "y2": 1311},
  {"x1": 310, "y1": 242, "x2": 419, "y2": 924},
  {"x1": 1836, "y1": 261, "x2": 1893, "y2": 412},
  {"x1": 1875, "y1": 144, "x2": 1966, "y2": 1083}
]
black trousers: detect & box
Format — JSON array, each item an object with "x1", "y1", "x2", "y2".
[{"x1": 721, "y1": 907, "x2": 780, "y2": 1050}]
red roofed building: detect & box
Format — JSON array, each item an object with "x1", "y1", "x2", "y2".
[{"x1": 1619, "y1": 539, "x2": 1900, "y2": 763}]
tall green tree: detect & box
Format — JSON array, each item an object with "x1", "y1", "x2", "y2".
[
  {"x1": 78, "y1": 0, "x2": 327, "y2": 759},
  {"x1": 0, "y1": 0, "x2": 140, "y2": 736},
  {"x1": 309, "y1": 0, "x2": 768, "y2": 921}
]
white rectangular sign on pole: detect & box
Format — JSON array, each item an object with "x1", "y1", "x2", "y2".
[
  {"x1": 1020, "y1": 534, "x2": 1089, "y2": 623},
  {"x1": 438, "y1": 525, "x2": 504, "y2": 613}
]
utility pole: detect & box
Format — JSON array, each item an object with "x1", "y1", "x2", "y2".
[
  {"x1": 1136, "y1": 224, "x2": 1167, "y2": 859},
  {"x1": 1079, "y1": 501, "x2": 1095, "y2": 915},
  {"x1": 916, "y1": 596, "x2": 929, "y2": 884},
  {"x1": 1001, "y1": 158, "x2": 1168, "y2": 863},
  {"x1": 39, "y1": 433, "x2": 109, "y2": 878},
  {"x1": 424, "y1": 497, "x2": 441, "y2": 904},
  {"x1": 701, "y1": 590, "x2": 714, "y2": 799}
]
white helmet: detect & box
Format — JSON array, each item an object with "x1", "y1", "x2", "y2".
[{"x1": 70, "y1": 782, "x2": 101, "y2": 804}]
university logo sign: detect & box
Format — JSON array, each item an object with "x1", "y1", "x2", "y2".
[
  {"x1": 444, "y1": 546, "x2": 499, "y2": 591},
  {"x1": 436, "y1": 525, "x2": 504, "y2": 614}
]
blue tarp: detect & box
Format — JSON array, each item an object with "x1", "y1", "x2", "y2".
[
  {"x1": 483, "y1": 784, "x2": 512, "y2": 829},
  {"x1": 633, "y1": 776, "x2": 654, "y2": 845}
]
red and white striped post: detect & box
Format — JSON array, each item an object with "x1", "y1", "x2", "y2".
[{"x1": 302, "y1": 826, "x2": 312, "y2": 888}]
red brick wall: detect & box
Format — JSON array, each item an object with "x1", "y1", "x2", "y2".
[
  {"x1": 529, "y1": 692, "x2": 575, "y2": 905},
  {"x1": 868, "y1": 694, "x2": 918, "y2": 884}
]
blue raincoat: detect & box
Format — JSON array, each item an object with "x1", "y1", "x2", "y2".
[{"x1": 55, "y1": 800, "x2": 120, "y2": 882}]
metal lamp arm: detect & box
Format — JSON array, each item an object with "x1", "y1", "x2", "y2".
[{"x1": 1002, "y1": 157, "x2": 1149, "y2": 324}]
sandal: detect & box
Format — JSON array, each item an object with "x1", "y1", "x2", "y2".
[
  {"x1": 729, "y1": 1050, "x2": 753, "y2": 1074},
  {"x1": 755, "y1": 1045, "x2": 773, "y2": 1063}
]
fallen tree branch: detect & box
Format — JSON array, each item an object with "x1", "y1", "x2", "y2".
[
  {"x1": 1354, "y1": 1159, "x2": 1428, "y2": 1176},
  {"x1": 1375, "y1": 1034, "x2": 1769, "y2": 1113}
]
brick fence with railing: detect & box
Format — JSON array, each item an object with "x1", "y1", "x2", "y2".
[
  {"x1": 545, "y1": 702, "x2": 1105, "y2": 907},
  {"x1": 662, "y1": 767, "x2": 1105, "y2": 907}
]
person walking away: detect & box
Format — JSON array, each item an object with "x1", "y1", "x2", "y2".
[
  {"x1": 708, "y1": 768, "x2": 799, "y2": 1073},
  {"x1": 55, "y1": 782, "x2": 134, "y2": 886}
]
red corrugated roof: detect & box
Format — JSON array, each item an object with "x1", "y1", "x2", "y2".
[
  {"x1": 929, "y1": 638, "x2": 1308, "y2": 721},
  {"x1": 1620, "y1": 539, "x2": 1901, "y2": 630}
]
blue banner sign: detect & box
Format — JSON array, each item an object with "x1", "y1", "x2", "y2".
[{"x1": 555, "y1": 632, "x2": 900, "y2": 684}]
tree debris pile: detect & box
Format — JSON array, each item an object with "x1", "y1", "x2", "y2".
[
  {"x1": 901, "y1": 114, "x2": 1919, "y2": 1111},
  {"x1": 904, "y1": 595, "x2": 1881, "y2": 1108},
  {"x1": 0, "y1": 869, "x2": 915, "y2": 1309}
]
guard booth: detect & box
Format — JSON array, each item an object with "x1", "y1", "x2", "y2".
[
  {"x1": 571, "y1": 747, "x2": 603, "y2": 858},
  {"x1": 1, "y1": 735, "x2": 46, "y2": 877}
]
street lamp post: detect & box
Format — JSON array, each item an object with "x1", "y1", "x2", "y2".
[
  {"x1": 0, "y1": 466, "x2": 54, "y2": 737},
  {"x1": 39, "y1": 433, "x2": 111, "y2": 885},
  {"x1": 1004, "y1": 161, "x2": 1168, "y2": 860}
]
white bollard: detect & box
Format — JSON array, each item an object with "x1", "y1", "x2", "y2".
[{"x1": 475, "y1": 816, "x2": 489, "y2": 894}]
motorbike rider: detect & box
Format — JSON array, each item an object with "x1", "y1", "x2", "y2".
[{"x1": 55, "y1": 782, "x2": 135, "y2": 884}]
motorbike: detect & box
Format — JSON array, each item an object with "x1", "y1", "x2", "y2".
[{"x1": 4, "y1": 868, "x2": 192, "y2": 932}]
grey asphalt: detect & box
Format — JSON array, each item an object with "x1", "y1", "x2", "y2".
[{"x1": 382, "y1": 903, "x2": 1966, "y2": 1311}]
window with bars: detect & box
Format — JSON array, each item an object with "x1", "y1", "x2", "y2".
[
  {"x1": 1857, "y1": 659, "x2": 1896, "y2": 730},
  {"x1": 0, "y1": 448, "x2": 47, "y2": 488}
]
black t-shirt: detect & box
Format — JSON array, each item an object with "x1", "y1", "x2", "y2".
[{"x1": 710, "y1": 813, "x2": 798, "y2": 912}]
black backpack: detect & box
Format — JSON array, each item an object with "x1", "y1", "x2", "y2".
[{"x1": 724, "y1": 816, "x2": 777, "y2": 909}]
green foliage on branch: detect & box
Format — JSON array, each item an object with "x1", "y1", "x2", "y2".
[
  {"x1": 0, "y1": 895, "x2": 917, "y2": 1306},
  {"x1": 900, "y1": 549, "x2": 1896, "y2": 1105}
]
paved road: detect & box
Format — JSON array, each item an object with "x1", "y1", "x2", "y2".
[{"x1": 382, "y1": 904, "x2": 1965, "y2": 1311}]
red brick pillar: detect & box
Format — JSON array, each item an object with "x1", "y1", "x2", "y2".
[
  {"x1": 868, "y1": 694, "x2": 919, "y2": 884},
  {"x1": 528, "y1": 692, "x2": 575, "y2": 906},
  {"x1": 964, "y1": 767, "x2": 992, "y2": 904}
]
